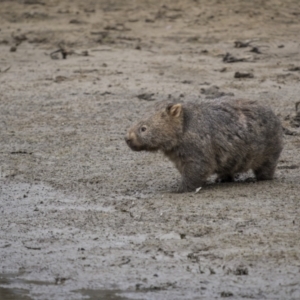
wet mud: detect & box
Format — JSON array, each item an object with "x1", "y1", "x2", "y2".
[{"x1": 0, "y1": 0, "x2": 300, "y2": 299}]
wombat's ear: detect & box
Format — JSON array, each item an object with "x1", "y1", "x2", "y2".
[{"x1": 166, "y1": 103, "x2": 182, "y2": 118}]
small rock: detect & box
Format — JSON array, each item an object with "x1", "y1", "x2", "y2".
[
  {"x1": 54, "y1": 76, "x2": 68, "y2": 83},
  {"x1": 288, "y1": 66, "x2": 300, "y2": 72},
  {"x1": 159, "y1": 232, "x2": 181, "y2": 240},
  {"x1": 221, "y1": 291, "x2": 233, "y2": 297},
  {"x1": 69, "y1": 19, "x2": 85, "y2": 24},
  {"x1": 250, "y1": 46, "x2": 261, "y2": 54},
  {"x1": 137, "y1": 93, "x2": 155, "y2": 101},
  {"x1": 234, "y1": 40, "x2": 251, "y2": 48},
  {"x1": 10, "y1": 46, "x2": 17, "y2": 52},
  {"x1": 218, "y1": 67, "x2": 227, "y2": 72},
  {"x1": 234, "y1": 72, "x2": 254, "y2": 78},
  {"x1": 223, "y1": 52, "x2": 247, "y2": 63},
  {"x1": 234, "y1": 265, "x2": 249, "y2": 275},
  {"x1": 145, "y1": 18, "x2": 155, "y2": 23},
  {"x1": 200, "y1": 86, "x2": 234, "y2": 99}
]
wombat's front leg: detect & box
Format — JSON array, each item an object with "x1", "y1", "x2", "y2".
[
  {"x1": 178, "y1": 163, "x2": 208, "y2": 192},
  {"x1": 215, "y1": 174, "x2": 234, "y2": 183}
]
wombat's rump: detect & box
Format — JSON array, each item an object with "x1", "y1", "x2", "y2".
[{"x1": 125, "y1": 99, "x2": 283, "y2": 192}]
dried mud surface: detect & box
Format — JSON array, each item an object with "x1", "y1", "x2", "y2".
[{"x1": 0, "y1": 0, "x2": 300, "y2": 299}]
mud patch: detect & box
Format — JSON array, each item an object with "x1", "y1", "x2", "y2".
[
  {"x1": 0, "y1": 273, "x2": 136, "y2": 300},
  {"x1": 1, "y1": 0, "x2": 300, "y2": 299}
]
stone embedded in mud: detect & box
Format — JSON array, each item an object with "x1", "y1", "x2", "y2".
[
  {"x1": 221, "y1": 291, "x2": 234, "y2": 297},
  {"x1": 234, "y1": 72, "x2": 254, "y2": 79},
  {"x1": 200, "y1": 86, "x2": 234, "y2": 99},
  {"x1": 159, "y1": 232, "x2": 181, "y2": 240},
  {"x1": 234, "y1": 265, "x2": 249, "y2": 276}
]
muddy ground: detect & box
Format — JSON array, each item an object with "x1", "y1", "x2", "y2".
[{"x1": 0, "y1": 0, "x2": 300, "y2": 299}]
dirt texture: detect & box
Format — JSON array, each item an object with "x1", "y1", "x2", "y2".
[{"x1": 0, "y1": 0, "x2": 300, "y2": 299}]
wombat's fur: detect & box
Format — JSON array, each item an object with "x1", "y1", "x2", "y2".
[{"x1": 125, "y1": 99, "x2": 283, "y2": 192}]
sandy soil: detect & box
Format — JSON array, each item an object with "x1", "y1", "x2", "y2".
[{"x1": 0, "y1": 0, "x2": 300, "y2": 299}]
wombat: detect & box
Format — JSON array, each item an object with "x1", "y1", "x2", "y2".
[{"x1": 125, "y1": 99, "x2": 283, "y2": 192}]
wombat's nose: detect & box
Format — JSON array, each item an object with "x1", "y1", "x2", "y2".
[{"x1": 125, "y1": 136, "x2": 131, "y2": 145}]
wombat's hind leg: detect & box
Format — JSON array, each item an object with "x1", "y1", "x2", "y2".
[
  {"x1": 254, "y1": 160, "x2": 277, "y2": 181},
  {"x1": 216, "y1": 174, "x2": 234, "y2": 183}
]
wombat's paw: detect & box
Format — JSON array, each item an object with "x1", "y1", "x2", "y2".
[
  {"x1": 254, "y1": 161, "x2": 277, "y2": 181},
  {"x1": 215, "y1": 175, "x2": 234, "y2": 183},
  {"x1": 174, "y1": 182, "x2": 189, "y2": 193},
  {"x1": 174, "y1": 184, "x2": 186, "y2": 193},
  {"x1": 255, "y1": 172, "x2": 274, "y2": 181},
  {"x1": 244, "y1": 177, "x2": 257, "y2": 183}
]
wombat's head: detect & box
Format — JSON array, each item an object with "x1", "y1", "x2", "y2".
[{"x1": 125, "y1": 103, "x2": 183, "y2": 152}]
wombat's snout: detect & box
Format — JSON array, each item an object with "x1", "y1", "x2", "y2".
[
  {"x1": 125, "y1": 132, "x2": 135, "y2": 149},
  {"x1": 125, "y1": 131, "x2": 142, "y2": 151},
  {"x1": 125, "y1": 135, "x2": 132, "y2": 146}
]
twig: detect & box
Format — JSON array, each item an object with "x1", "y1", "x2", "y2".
[{"x1": 0, "y1": 66, "x2": 11, "y2": 73}]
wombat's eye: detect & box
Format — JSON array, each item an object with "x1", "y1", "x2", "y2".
[{"x1": 140, "y1": 125, "x2": 147, "y2": 132}]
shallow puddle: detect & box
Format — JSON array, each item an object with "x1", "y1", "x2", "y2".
[
  {"x1": 0, "y1": 286, "x2": 32, "y2": 300},
  {"x1": 0, "y1": 273, "x2": 136, "y2": 300},
  {"x1": 0, "y1": 274, "x2": 32, "y2": 300},
  {"x1": 78, "y1": 289, "x2": 136, "y2": 300}
]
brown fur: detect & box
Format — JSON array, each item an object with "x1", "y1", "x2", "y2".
[{"x1": 125, "y1": 99, "x2": 283, "y2": 192}]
